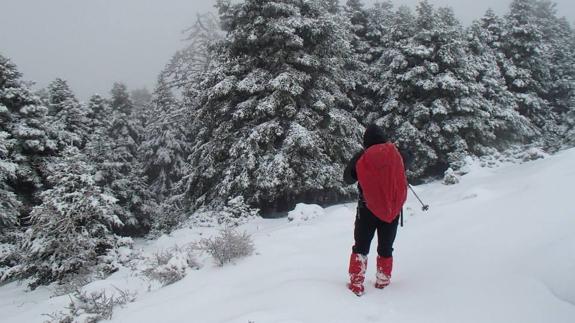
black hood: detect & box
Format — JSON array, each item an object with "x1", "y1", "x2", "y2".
[{"x1": 363, "y1": 124, "x2": 387, "y2": 148}]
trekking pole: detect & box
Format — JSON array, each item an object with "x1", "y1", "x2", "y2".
[{"x1": 408, "y1": 184, "x2": 429, "y2": 211}]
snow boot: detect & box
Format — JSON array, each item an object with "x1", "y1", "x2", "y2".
[
  {"x1": 348, "y1": 253, "x2": 367, "y2": 296},
  {"x1": 375, "y1": 256, "x2": 393, "y2": 289}
]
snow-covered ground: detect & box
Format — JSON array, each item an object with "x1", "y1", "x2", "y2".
[{"x1": 2, "y1": 148, "x2": 575, "y2": 323}]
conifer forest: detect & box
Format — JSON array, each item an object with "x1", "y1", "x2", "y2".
[{"x1": 1, "y1": 0, "x2": 574, "y2": 288}]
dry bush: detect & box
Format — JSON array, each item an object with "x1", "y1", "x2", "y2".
[
  {"x1": 44, "y1": 287, "x2": 136, "y2": 323},
  {"x1": 142, "y1": 245, "x2": 199, "y2": 286},
  {"x1": 198, "y1": 227, "x2": 254, "y2": 266}
]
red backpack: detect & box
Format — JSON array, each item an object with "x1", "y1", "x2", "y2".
[{"x1": 356, "y1": 143, "x2": 407, "y2": 223}]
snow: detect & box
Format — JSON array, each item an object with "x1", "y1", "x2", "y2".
[
  {"x1": 287, "y1": 203, "x2": 325, "y2": 223},
  {"x1": 2, "y1": 148, "x2": 575, "y2": 322}
]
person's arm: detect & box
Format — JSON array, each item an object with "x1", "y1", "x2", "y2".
[{"x1": 343, "y1": 151, "x2": 363, "y2": 185}]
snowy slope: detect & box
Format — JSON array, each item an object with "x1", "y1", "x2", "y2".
[{"x1": 3, "y1": 148, "x2": 575, "y2": 323}]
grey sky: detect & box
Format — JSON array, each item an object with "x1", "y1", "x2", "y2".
[{"x1": 1, "y1": 0, "x2": 573, "y2": 100}]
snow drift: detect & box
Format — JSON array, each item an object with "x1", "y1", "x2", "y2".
[{"x1": 2, "y1": 149, "x2": 575, "y2": 323}]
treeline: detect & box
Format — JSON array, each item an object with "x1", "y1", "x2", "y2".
[
  {"x1": 156, "y1": 0, "x2": 575, "y2": 214},
  {"x1": 1, "y1": 0, "x2": 574, "y2": 287},
  {"x1": 0, "y1": 68, "x2": 158, "y2": 286}
]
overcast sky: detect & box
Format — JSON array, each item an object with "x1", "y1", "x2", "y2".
[{"x1": 1, "y1": 0, "x2": 573, "y2": 100}]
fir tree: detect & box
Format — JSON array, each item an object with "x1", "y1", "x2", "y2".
[
  {"x1": 0, "y1": 54, "x2": 56, "y2": 223},
  {"x1": 365, "y1": 3, "x2": 415, "y2": 123},
  {"x1": 13, "y1": 147, "x2": 123, "y2": 288},
  {"x1": 320, "y1": 0, "x2": 340, "y2": 14},
  {"x1": 181, "y1": 0, "x2": 362, "y2": 217},
  {"x1": 86, "y1": 93, "x2": 112, "y2": 132},
  {"x1": 131, "y1": 87, "x2": 153, "y2": 127},
  {"x1": 0, "y1": 105, "x2": 20, "y2": 232},
  {"x1": 140, "y1": 75, "x2": 189, "y2": 200},
  {"x1": 84, "y1": 94, "x2": 112, "y2": 181},
  {"x1": 467, "y1": 13, "x2": 537, "y2": 146},
  {"x1": 565, "y1": 95, "x2": 575, "y2": 146},
  {"x1": 47, "y1": 78, "x2": 91, "y2": 149},
  {"x1": 370, "y1": 1, "x2": 530, "y2": 177},
  {"x1": 533, "y1": 1, "x2": 575, "y2": 143},
  {"x1": 89, "y1": 83, "x2": 156, "y2": 235},
  {"x1": 343, "y1": 0, "x2": 376, "y2": 119},
  {"x1": 502, "y1": 0, "x2": 558, "y2": 139}
]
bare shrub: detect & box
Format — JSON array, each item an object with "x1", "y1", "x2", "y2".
[
  {"x1": 142, "y1": 245, "x2": 199, "y2": 286},
  {"x1": 198, "y1": 227, "x2": 254, "y2": 266}
]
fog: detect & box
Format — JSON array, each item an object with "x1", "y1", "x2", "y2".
[{"x1": 0, "y1": 0, "x2": 573, "y2": 100}]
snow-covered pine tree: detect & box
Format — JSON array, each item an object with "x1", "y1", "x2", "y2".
[
  {"x1": 501, "y1": 0, "x2": 558, "y2": 141},
  {"x1": 180, "y1": 0, "x2": 362, "y2": 217},
  {"x1": 0, "y1": 143, "x2": 19, "y2": 231},
  {"x1": 565, "y1": 92, "x2": 575, "y2": 146},
  {"x1": 532, "y1": 1, "x2": 575, "y2": 145},
  {"x1": 561, "y1": 26, "x2": 575, "y2": 146},
  {"x1": 365, "y1": 1, "x2": 397, "y2": 61},
  {"x1": 86, "y1": 93, "x2": 112, "y2": 133},
  {"x1": 93, "y1": 82, "x2": 156, "y2": 235},
  {"x1": 478, "y1": 9, "x2": 505, "y2": 51},
  {"x1": 366, "y1": 4, "x2": 416, "y2": 125},
  {"x1": 84, "y1": 94, "x2": 113, "y2": 181},
  {"x1": 131, "y1": 87, "x2": 153, "y2": 127},
  {"x1": 139, "y1": 76, "x2": 192, "y2": 232},
  {"x1": 319, "y1": 0, "x2": 340, "y2": 14},
  {"x1": 140, "y1": 75, "x2": 189, "y2": 201},
  {"x1": 356, "y1": 2, "x2": 412, "y2": 124},
  {"x1": 0, "y1": 94, "x2": 20, "y2": 232},
  {"x1": 46, "y1": 78, "x2": 76, "y2": 115},
  {"x1": 475, "y1": 9, "x2": 522, "y2": 92},
  {"x1": 0, "y1": 54, "x2": 56, "y2": 225},
  {"x1": 12, "y1": 147, "x2": 123, "y2": 288},
  {"x1": 46, "y1": 78, "x2": 91, "y2": 149},
  {"x1": 343, "y1": 0, "x2": 379, "y2": 120},
  {"x1": 466, "y1": 13, "x2": 538, "y2": 147},
  {"x1": 345, "y1": 0, "x2": 370, "y2": 60},
  {"x1": 370, "y1": 1, "x2": 526, "y2": 177}
]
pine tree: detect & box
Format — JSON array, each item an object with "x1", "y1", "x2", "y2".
[
  {"x1": 47, "y1": 78, "x2": 91, "y2": 149},
  {"x1": 366, "y1": 1, "x2": 397, "y2": 60},
  {"x1": 476, "y1": 9, "x2": 519, "y2": 87},
  {"x1": 140, "y1": 75, "x2": 189, "y2": 200},
  {"x1": 562, "y1": 28, "x2": 575, "y2": 145},
  {"x1": 89, "y1": 82, "x2": 156, "y2": 235},
  {"x1": 369, "y1": 1, "x2": 529, "y2": 177},
  {"x1": 343, "y1": 0, "x2": 377, "y2": 119},
  {"x1": 320, "y1": 0, "x2": 340, "y2": 14},
  {"x1": 86, "y1": 93, "x2": 112, "y2": 133},
  {"x1": 131, "y1": 87, "x2": 153, "y2": 127},
  {"x1": 501, "y1": 0, "x2": 558, "y2": 140},
  {"x1": 0, "y1": 54, "x2": 56, "y2": 224},
  {"x1": 533, "y1": 1, "x2": 575, "y2": 144},
  {"x1": 467, "y1": 13, "x2": 537, "y2": 146},
  {"x1": 365, "y1": 3, "x2": 415, "y2": 123},
  {"x1": 0, "y1": 102, "x2": 20, "y2": 232},
  {"x1": 13, "y1": 147, "x2": 123, "y2": 288},
  {"x1": 180, "y1": 0, "x2": 362, "y2": 217},
  {"x1": 565, "y1": 94, "x2": 575, "y2": 146},
  {"x1": 84, "y1": 94, "x2": 112, "y2": 182}
]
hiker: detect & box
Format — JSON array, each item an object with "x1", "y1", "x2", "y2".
[{"x1": 343, "y1": 124, "x2": 411, "y2": 296}]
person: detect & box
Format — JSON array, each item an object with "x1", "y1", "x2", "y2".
[{"x1": 343, "y1": 124, "x2": 411, "y2": 296}]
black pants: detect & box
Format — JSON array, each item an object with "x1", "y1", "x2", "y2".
[{"x1": 352, "y1": 205, "x2": 399, "y2": 257}]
